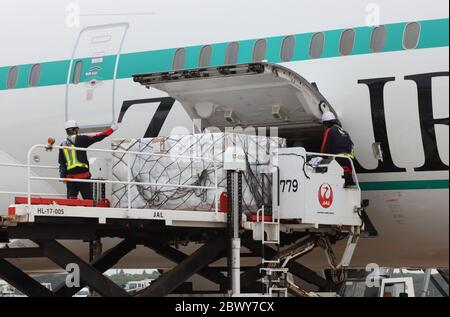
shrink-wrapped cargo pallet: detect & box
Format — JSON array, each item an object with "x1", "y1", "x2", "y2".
[{"x1": 111, "y1": 133, "x2": 285, "y2": 213}]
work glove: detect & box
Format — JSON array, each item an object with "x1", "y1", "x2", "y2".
[
  {"x1": 308, "y1": 157, "x2": 323, "y2": 167},
  {"x1": 111, "y1": 124, "x2": 119, "y2": 131},
  {"x1": 45, "y1": 137, "x2": 56, "y2": 151}
]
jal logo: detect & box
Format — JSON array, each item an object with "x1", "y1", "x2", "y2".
[{"x1": 318, "y1": 183, "x2": 333, "y2": 209}]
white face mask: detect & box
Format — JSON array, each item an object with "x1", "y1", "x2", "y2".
[{"x1": 67, "y1": 134, "x2": 77, "y2": 144}]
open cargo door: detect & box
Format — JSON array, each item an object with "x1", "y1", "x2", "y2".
[
  {"x1": 132, "y1": 63, "x2": 334, "y2": 128},
  {"x1": 65, "y1": 23, "x2": 129, "y2": 131},
  {"x1": 133, "y1": 63, "x2": 336, "y2": 149}
]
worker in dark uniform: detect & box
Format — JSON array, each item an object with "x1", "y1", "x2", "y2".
[
  {"x1": 320, "y1": 112, "x2": 356, "y2": 186},
  {"x1": 59, "y1": 120, "x2": 118, "y2": 200}
]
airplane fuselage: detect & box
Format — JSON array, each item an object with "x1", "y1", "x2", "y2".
[{"x1": 0, "y1": 0, "x2": 448, "y2": 270}]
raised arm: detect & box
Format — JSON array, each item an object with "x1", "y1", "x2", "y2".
[{"x1": 78, "y1": 125, "x2": 118, "y2": 147}]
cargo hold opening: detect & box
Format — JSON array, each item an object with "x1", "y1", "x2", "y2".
[{"x1": 133, "y1": 63, "x2": 337, "y2": 151}]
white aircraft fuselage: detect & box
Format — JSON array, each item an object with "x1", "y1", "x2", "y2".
[{"x1": 0, "y1": 0, "x2": 448, "y2": 271}]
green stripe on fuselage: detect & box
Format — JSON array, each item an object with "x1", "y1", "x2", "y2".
[
  {"x1": 0, "y1": 18, "x2": 448, "y2": 90},
  {"x1": 360, "y1": 179, "x2": 449, "y2": 191}
]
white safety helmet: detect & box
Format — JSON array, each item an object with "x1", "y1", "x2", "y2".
[
  {"x1": 321, "y1": 111, "x2": 337, "y2": 123},
  {"x1": 65, "y1": 120, "x2": 79, "y2": 130}
]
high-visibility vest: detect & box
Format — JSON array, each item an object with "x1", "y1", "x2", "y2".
[
  {"x1": 62, "y1": 137, "x2": 88, "y2": 171},
  {"x1": 339, "y1": 148, "x2": 355, "y2": 160}
]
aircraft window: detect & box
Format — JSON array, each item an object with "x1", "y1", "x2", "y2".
[
  {"x1": 7, "y1": 66, "x2": 19, "y2": 89},
  {"x1": 252, "y1": 39, "x2": 267, "y2": 62},
  {"x1": 173, "y1": 48, "x2": 186, "y2": 70},
  {"x1": 198, "y1": 45, "x2": 212, "y2": 67},
  {"x1": 310, "y1": 32, "x2": 324, "y2": 58},
  {"x1": 403, "y1": 22, "x2": 421, "y2": 49},
  {"x1": 280, "y1": 36, "x2": 295, "y2": 62},
  {"x1": 29, "y1": 64, "x2": 41, "y2": 87},
  {"x1": 225, "y1": 42, "x2": 239, "y2": 65},
  {"x1": 339, "y1": 29, "x2": 355, "y2": 56},
  {"x1": 371, "y1": 25, "x2": 387, "y2": 52},
  {"x1": 73, "y1": 60, "x2": 83, "y2": 84}
]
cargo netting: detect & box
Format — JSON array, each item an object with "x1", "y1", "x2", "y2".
[{"x1": 111, "y1": 133, "x2": 286, "y2": 213}]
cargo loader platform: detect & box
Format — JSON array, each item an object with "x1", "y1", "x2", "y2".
[
  {"x1": 6, "y1": 197, "x2": 228, "y2": 228},
  {"x1": 0, "y1": 142, "x2": 367, "y2": 297},
  {"x1": 0, "y1": 63, "x2": 372, "y2": 297}
]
